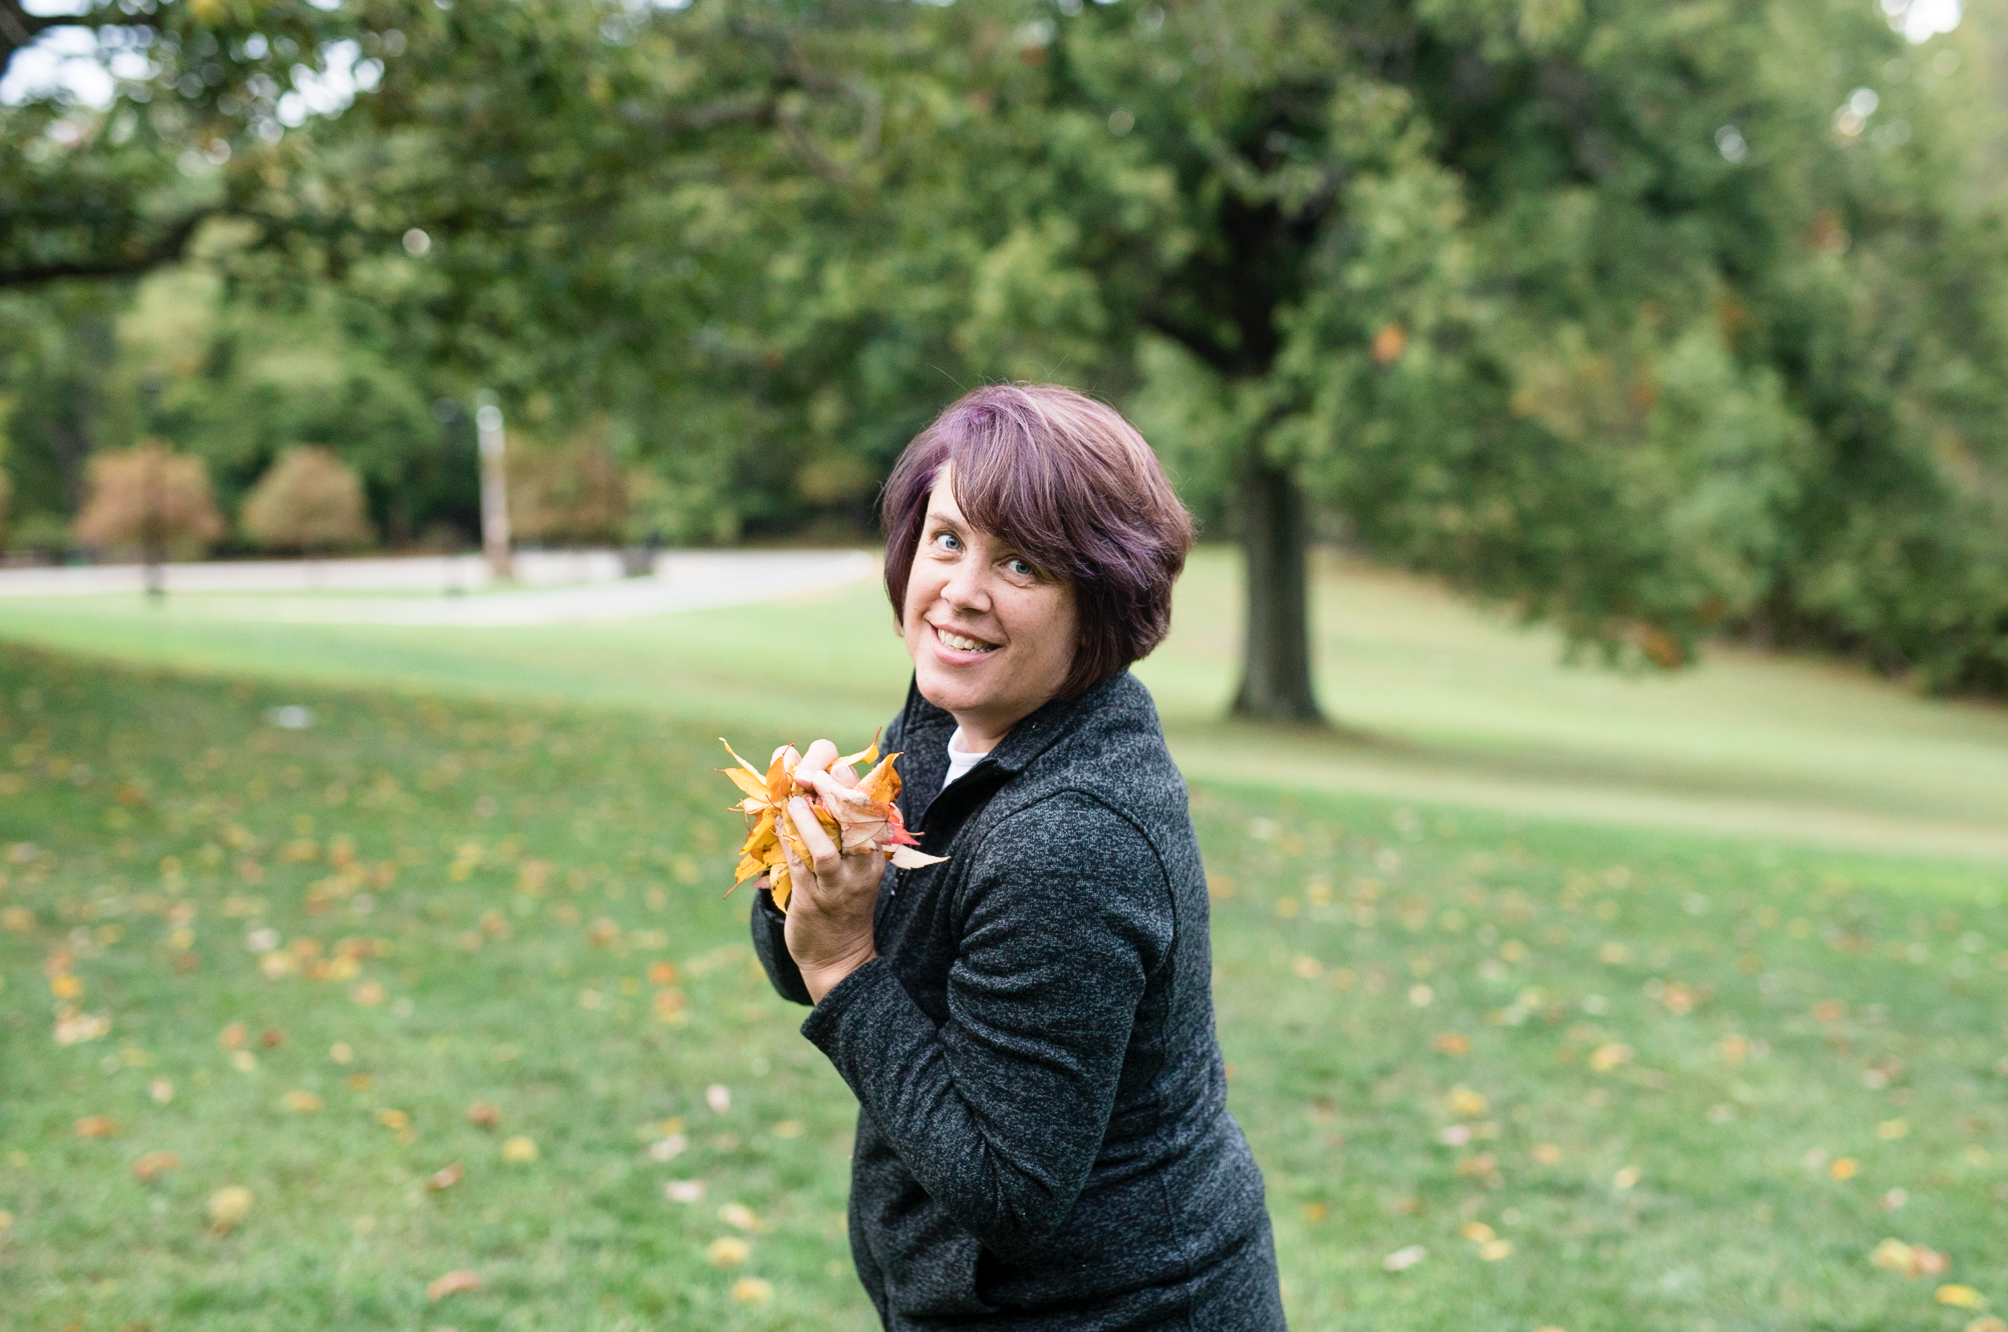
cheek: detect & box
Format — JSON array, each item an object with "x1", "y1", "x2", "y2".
[
  {"x1": 1006, "y1": 587, "x2": 1078, "y2": 669},
  {"x1": 902, "y1": 566, "x2": 945, "y2": 629}
]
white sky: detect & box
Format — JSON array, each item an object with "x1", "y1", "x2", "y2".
[{"x1": 0, "y1": 0, "x2": 1973, "y2": 109}]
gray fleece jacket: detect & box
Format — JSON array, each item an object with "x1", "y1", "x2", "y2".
[{"x1": 751, "y1": 671, "x2": 1286, "y2": 1330}]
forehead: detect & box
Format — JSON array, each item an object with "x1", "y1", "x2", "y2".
[{"x1": 923, "y1": 468, "x2": 966, "y2": 522}]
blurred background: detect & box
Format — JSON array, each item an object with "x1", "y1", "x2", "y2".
[{"x1": 2, "y1": 1, "x2": 2007, "y2": 1330}]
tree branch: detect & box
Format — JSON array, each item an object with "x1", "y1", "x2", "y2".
[
  {"x1": 1142, "y1": 312, "x2": 1240, "y2": 376},
  {"x1": 0, "y1": 207, "x2": 215, "y2": 290}
]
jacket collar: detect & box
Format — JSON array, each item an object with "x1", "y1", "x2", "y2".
[{"x1": 897, "y1": 671, "x2": 1136, "y2": 832}]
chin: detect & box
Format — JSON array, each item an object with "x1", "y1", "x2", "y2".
[{"x1": 914, "y1": 664, "x2": 990, "y2": 713}]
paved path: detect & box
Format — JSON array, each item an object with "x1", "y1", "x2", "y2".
[{"x1": 0, "y1": 549, "x2": 878, "y2": 626}]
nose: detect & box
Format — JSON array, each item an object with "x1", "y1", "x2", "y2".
[{"x1": 940, "y1": 558, "x2": 991, "y2": 614}]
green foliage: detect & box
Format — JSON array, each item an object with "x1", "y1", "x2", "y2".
[{"x1": 8, "y1": 0, "x2": 2008, "y2": 689}]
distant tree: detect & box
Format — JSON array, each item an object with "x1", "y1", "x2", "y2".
[
  {"x1": 72, "y1": 441, "x2": 223, "y2": 558},
  {"x1": 507, "y1": 421, "x2": 627, "y2": 547},
  {"x1": 240, "y1": 445, "x2": 373, "y2": 553}
]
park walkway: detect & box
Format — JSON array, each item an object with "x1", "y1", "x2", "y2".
[{"x1": 0, "y1": 549, "x2": 877, "y2": 625}]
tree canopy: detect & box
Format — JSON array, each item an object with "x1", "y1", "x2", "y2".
[{"x1": 6, "y1": 0, "x2": 2007, "y2": 704}]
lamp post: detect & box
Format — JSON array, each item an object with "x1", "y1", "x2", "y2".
[{"x1": 474, "y1": 394, "x2": 513, "y2": 580}]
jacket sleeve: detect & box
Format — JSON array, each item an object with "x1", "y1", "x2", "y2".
[
  {"x1": 750, "y1": 887, "x2": 813, "y2": 1006},
  {"x1": 799, "y1": 791, "x2": 1173, "y2": 1257}
]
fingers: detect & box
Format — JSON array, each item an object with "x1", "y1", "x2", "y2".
[
  {"x1": 794, "y1": 739, "x2": 839, "y2": 785},
  {"x1": 786, "y1": 796, "x2": 843, "y2": 876},
  {"x1": 828, "y1": 761, "x2": 860, "y2": 788}
]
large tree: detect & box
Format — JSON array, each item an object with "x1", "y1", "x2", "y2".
[{"x1": 11, "y1": 0, "x2": 2008, "y2": 706}]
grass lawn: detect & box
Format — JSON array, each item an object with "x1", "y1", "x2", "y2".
[{"x1": 0, "y1": 555, "x2": 2006, "y2": 1330}]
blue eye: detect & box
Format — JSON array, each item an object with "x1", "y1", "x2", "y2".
[
  {"x1": 1005, "y1": 557, "x2": 1034, "y2": 577},
  {"x1": 934, "y1": 532, "x2": 962, "y2": 552}
]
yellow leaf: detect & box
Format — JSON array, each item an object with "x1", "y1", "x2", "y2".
[
  {"x1": 501, "y1": 1135, "x2": 538, "y2": 1163},
  {"x1": 1939, "y1": 1286, "x2": 1988, "y2": 1310},
  {"x1": 1447, "y1": 1086, "x2": 1489, "y2": 1117},
  {"x1": 1588, "y1": 1043, "x2": 1634, "y2": 1073},
  {"x1": 207, "y1": 1185, "x2": 253, "y2": 1233},
  {"x1": 706, "y1": 1236, "x2": 752, "y2": 1267},
  {"x1": 282, "y1": 1090, "x2": 322, "y2": 1113},
  {"x1": 731, "y1": 1277, "x2": 775, "y2": 1304},
  {"x1": 1830, "y1": 1157, "x2": 1859, "y2": 1181},
  {"x1": 719, "y1": 1202, "x2": 759, "y2": 1231},
  {"x1": 74, "y1": 1115, "x2": 121, "y2": 1139}
]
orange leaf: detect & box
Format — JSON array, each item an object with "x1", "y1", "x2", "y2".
[{"x1": 427, "y1": 1269, "x2": 481, "y2": 1301}]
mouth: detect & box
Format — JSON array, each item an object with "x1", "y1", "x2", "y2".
[{"x1": 931, "y1": 624, "x2": 1001, "y2": 655}]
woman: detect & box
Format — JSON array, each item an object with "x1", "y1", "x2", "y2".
[{"x1": 751, "y1": 384, "x2": 1286, "y2": 1330}]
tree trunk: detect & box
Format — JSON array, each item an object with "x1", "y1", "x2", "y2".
[{"x1": 1232, "y1": 452, "x2": 1322, "y2": 722}]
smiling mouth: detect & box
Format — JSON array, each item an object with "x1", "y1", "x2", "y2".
[{"x1": 933, "y1": 624, "x2": 1000, "y2": 654}]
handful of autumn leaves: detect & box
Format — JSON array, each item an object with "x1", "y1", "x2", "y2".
[{"x1": 721, "y1": 737, "x2": 947, "y2": 913}]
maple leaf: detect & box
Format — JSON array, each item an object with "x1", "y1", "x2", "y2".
[{"x1": 719, "y1": 736, "x2": 948, "y2": 913}]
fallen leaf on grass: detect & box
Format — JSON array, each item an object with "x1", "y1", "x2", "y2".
[
  {"x1": 132, "y1": 1151, "x2": 181, "y2": 1182},
  {"x1": 1588, "y1": 1043, "x2": 1634, "y2": 1073},
  {"x1": 1877, "y1": 1118, "x2": 1911, "y2": 1140},
  {"x1": 706, "y1": 1084, "x2": 731, "y2": 1114},
  {"x1": 501, "y1": 1136, "x2": 537, "y2": 1163},
  {"x1": 1383, "y1": 1245, "x2": 1427, "y2": 1272},
  {"x1": 1431, "y1": 1032, "x2": 1471, "y2": 1056},
  {"x1": 428, "y1": 1163, "x2": 464, "y2": 1191},
  {"x1": 1532, "y1": 1144, "x2": 1563, "y2": 1166},
  {"x1": 148, "y1": 1078, "x2": 173, "y2": 1104},
  {"x1": 666, "y1": 1180, "x2": 705, "y2": 1203},
  {"x1": 1613, "y1": 1166, "x2": 1641, "y2": 1190},
  {"x1": 427, "y1": 1269, "x2": 481, "y2": 1301},
  {"x1": 377, "y1": 1109, "x2": 410, "y2": 1131},
  {"x1": 1872, "y1": 1239, "x2": 1951, "y2": 1277},
  {"x1": 706, "y1": 1237, "x2": 752, "y2": 1267},
  {"x1": 467, "y1": 1102, "x2": 500, "y2": 1130},
  {"x1": 731, "y1": 1277, "x2": 774, "y2": 1304},
  {"x1": 219, "y1": 1022, "x2": 247, "y2": 1050},
  {"x1": 207, "y1": 1185, "x2": 253, "y2": 1234},
  {"x1": 54, "y1": 1012, "x2": 111, "y2": 1045},
  {"x1": 1459, "y1": 1222, "x2": 1496, "y2": 1242},
  {"x1": 1830, "y1": 1157, "x2": 1860, "y2": 1181},
  {"x1": 0, "y1": 1210, "x2": 11, "y2": 1231},
  {"x1": 1479, "y1": 1239, "x2": 1514, "y2": 1261},
  {"x1": 75, "y1": 1116, "x2": 121, "y2": 1138},
  {"x1": 1939, "y1": 1286, "x2": 1988, "y2": 1310},
  {"x1": 719, "y1": 1203, "x2": 758, "y2": 1232},
  {"x1": 282, "y1": 1090, "x2": 322, "y2": 1113},
  {"x1": 1966, "y1": 1317, "x2": 2007, "y2": 1332},
  {"x1": 1446, "y1": 1086, "x2": 1488, "y2": 1117}
]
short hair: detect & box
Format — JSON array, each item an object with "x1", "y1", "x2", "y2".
[{"x1": 880, "y1": 383, "x2": 1194, "y2": 698}]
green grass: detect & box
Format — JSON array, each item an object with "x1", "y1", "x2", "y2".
[
  {"x1": 2, "y1": 548, "x2": 2006, "y2": 857},
  {"x1": 1, "y1": 555, "x2": 2006, "y2": 1330}
]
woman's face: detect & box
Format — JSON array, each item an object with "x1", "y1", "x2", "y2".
[{"x1": 901, "y1": 468, "x2": 1079, "y2": 749}]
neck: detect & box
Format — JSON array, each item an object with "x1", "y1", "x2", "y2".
[{"x1": 947, "y1": 707, "x2": 1028, "y2": 755}]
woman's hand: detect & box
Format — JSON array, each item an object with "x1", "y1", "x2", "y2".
[{"x1": 779, "y1": 740, "x2": 887, "y2": 1004}]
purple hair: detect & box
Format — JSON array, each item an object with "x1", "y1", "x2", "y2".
[{"x1": 880, "y1": 384, "x2": 1194, "y2": 698}]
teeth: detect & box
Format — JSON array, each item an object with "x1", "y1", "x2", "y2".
[{"x1": 936, "y1": 627, "x2": 995, "y2": 652}]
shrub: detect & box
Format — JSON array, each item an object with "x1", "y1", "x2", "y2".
[
  {"x1": 240, "y1": 447, "x2": 374, "y2": 553},
  {"x1": 72, "y1": 442, "x2": 224, "y2": 559}
]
